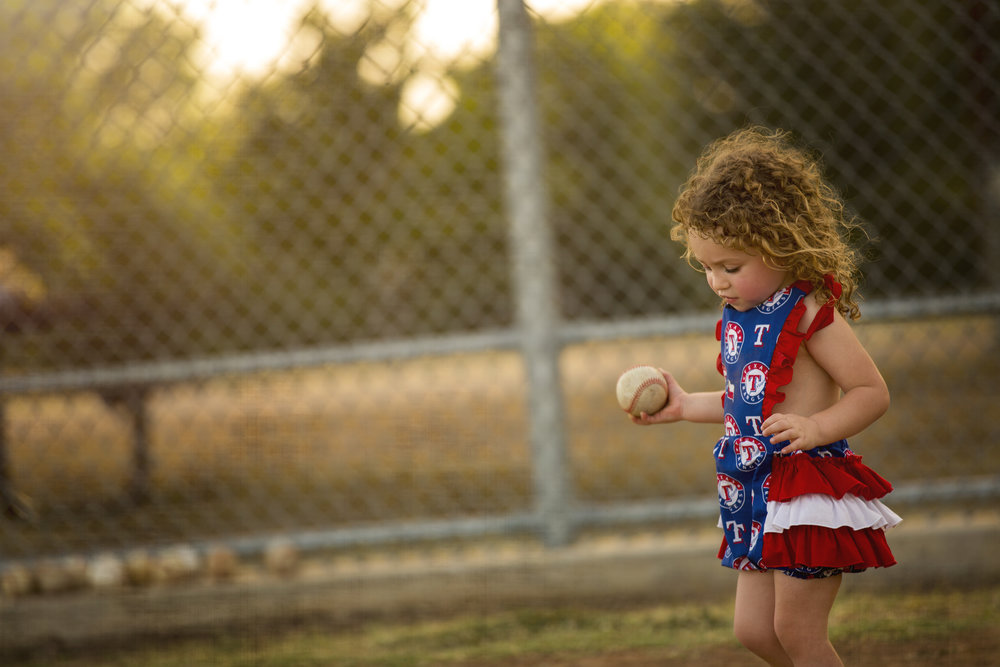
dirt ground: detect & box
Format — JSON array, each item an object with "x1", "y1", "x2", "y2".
[
  {"x1": 449, "y1": 618, "x2": 1000, "y2": 666},
  {"x1": 463, "y1": 631, "x2": 1000, "y2": 666},
  {"x1": 10, "y1": 608, "x2": 998, "y2": 666}
]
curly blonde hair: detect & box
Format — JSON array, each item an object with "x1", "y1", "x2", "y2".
[{"x1": 671, "y1": 127, "x2": 865, "y2": 320}]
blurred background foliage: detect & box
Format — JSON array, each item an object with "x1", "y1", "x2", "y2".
[{"x1": 1, "y1": 0, "x2": 996, "y2": 370}]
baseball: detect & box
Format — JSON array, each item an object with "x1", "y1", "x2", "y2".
[{"x1": 616, "y1": 365, "x2": 668, "y2": 416}]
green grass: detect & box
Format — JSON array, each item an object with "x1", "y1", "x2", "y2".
[{"x1": 10, "y1": 586, "x2": 1000, "y2": 666}]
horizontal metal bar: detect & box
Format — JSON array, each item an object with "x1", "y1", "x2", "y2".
[
  {"x1": 2, "y1": 291, "x2": 998, "y2": 396},
  {"x1": 3, "y1": 475, "x2": 998, "y2": 569},
  {"x1": 0, "y1": 513, "x2": 546, "y2": 569},
  {"x1": 880, "y1": 474, "x2": 1000, "y2": 504},
  {"x1": 859, "y1": 291, "x2": 1000, "y2": 320},
  {"x1": 573, "y1": 497, "x2": 718, "y2": 526},
  {"x1": 156, "y1": 474, "x2": 1000, "y2": 549},
  {"x1": 0, "y1": 328, "x2": 521, "y2": 395},
  {"x1": 203, "y1": 512, "x2": 544, "y2": 559},
  {"x1": 570, "y1": 475, "x2": 1000, "y2": 531},
  {"x1": 558, "y1": 290, "x2": 1000, "y2": 345},
  {"x1": 558, "y1": 313, "x2": 718, "y2": 346}
]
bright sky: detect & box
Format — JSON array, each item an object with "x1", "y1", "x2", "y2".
[
  {"x1": 157, "y1": 0, "x2": 601, "y2": 130},
  {"x1": 179, "y1": 1, "x2": 599, "y2": 74}
]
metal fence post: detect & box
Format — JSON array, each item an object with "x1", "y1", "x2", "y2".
[
  {"x1": 495, "y1": 0, "x2": 572, "y2": 546},
  {"x1": 0, "y1": 356, "x2": 32, "y2": 522}
]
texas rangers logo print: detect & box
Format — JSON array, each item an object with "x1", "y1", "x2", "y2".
[
  {"x1": 750, "y1": 520, "x2": 762, "y2": 551},
  {"x1": 723, "y1": 321, "x2": 744, "y2": 364},
  {"x1": 740, "y1": 362, "x2": 768, "y2": 403},
  {"x1": 756, "y1": 287, "x2": 792, "y2": 314},
  {"x1": 717, "y1": 473, "x2": 745, "y2": 511},
  {"x1": 731, "y1": 556, "x2": 760, "y2": 572},
  {"x1": 724, "y1": 414, "x2": 739, "y2": 436},
  {"x1": 734, "y1": 436, "x2": 767, "y2": 471}
]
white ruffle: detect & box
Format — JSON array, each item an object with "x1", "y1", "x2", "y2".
[{"x1": 763, "y1": 493, "x2": 902, "y2": 534}]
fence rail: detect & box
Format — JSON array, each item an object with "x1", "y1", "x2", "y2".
[{"x1": 5, "y1": 291, "x2": 999, "y2": 396}]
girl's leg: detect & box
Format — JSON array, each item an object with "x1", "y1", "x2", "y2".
[
  {"x1": 773, "y1": 572, "x2": 844, "y2": 667},
  {"x1": 733, "y1": 570, "x2": 793, "y2": 666}
]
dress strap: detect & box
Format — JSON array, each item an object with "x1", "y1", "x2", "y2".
[
  {"x1": 715, "y1": 319, "x2": 725, "y2": 377},
  {"x1": 761, "y1": 276, "x2": 841, "y2": 419},
  {"x1": 801, "y1": 274, "x2": 843, "y2": 341}
]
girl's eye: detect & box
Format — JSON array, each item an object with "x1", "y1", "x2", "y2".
[{"x1": 724, "y1": 266, "x2": 740, "y2": 274}]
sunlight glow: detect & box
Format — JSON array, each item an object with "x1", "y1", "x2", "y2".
[
  {"x1": 399, "y1": 71, "x2": 460, "y2": 132},
  {"x1": 161, "y1": 0, "x2": 300, "y2": 78},
  {"x1": 527, "y1": 0, "x2": 600, "y2": 22},
  {"x1": 411, "y1": 0, "x2": 497, "y2": 67},
  {"x1": 158, "y1": 0, "x2": 608, "y2": 129}
]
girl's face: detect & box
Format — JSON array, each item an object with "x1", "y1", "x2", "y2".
[{"x1": 687, "y1": 233, "x2": 791, "y2": 311}]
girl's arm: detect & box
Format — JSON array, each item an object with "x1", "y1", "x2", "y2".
[
  {"x1": 762, "y1": 309, "x2": 890, "y2": 453},
  {"x1": 629, "y1": 370, "x2": 724, "y2": 425}
]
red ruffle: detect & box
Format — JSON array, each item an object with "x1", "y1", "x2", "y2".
[
  {"x1": 761, "y1": 280, "x2": 809, "y2": 419},
  {"x1": 716, "y1": 319, "x2": 725, "y2": 406},
  {"x1": 770, "y1": 452, "x2": 894, "y2": 502},
  {"x1": 762, "y1": 525, "x2": 897, "y2": 570},
  {"x1": 760, "y1": 277, "x2": 840, "y2": 420},
  {"x1": 715, "y1": 319, "x2": 725, "y2": 377},
  {"x1": 809, "y1": 274, "x2": 843, "y2": 333},
  {"x1": 717, "y1": 538, "x2": 731, "y2": 561}
]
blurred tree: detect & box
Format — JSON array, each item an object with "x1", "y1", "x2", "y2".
[
  {"x1": 2, "y1": 0, "x2": 995, "y2": 370},
  {"x1": 530, "y1": 0, "x2": 998, "y2": 318},
  {"x1": 219, "y1": 8, "x2": 415, "y2": 347},
  {"x1": 667, "y1": 0, "x2": 999, "y2": 300},
  {"x1": 534, "y1": 2, "x2": 718, "y2": 319},
  {"x1": 0, "y1": 0, "x2": 248, "y2": 367},
  {"x1": 221, "y1": 6, "x2": 510, "y2": 346}
]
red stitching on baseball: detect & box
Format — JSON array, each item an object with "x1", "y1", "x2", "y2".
[{"x1": 628, "y1": 374, "x2": 667, "y2": 414}]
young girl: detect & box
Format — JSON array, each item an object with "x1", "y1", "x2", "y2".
[{"x1": 633, "y1": 127, "x2": 900, "y2": 666}]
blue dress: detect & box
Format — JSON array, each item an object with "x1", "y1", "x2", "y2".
[{"x1": 714, "y1": 277, "x2": 899, "y2": 578}]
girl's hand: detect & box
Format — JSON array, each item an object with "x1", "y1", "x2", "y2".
[
  {"x1": 761, "y1": 412, "x2": 823, "y2": 454},
  {"x1": 629, "y1": 370, "x2": 686, "y2": 425}
]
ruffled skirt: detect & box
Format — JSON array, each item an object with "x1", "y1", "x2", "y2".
[
  {"x1": 721, "y1": 451, "x2": 901, "y2": 572},
  {"x1": 762, "y1": 493, "x2": 901, "y2": 570}
]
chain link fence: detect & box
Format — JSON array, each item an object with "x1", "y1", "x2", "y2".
[{"x1": 1, "y1": 0, "x2": 999, "y2": 570}]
